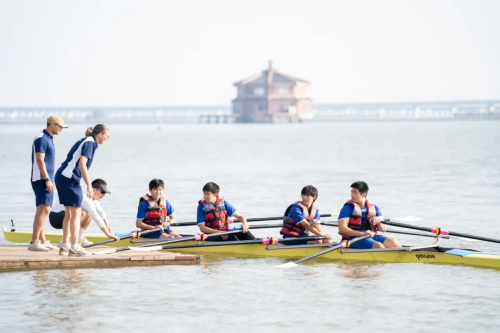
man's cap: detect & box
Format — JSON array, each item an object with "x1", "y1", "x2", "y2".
[
  {"x1": 47, "y1": 115, "x2": 68, "y2": 128},
  {"x1": 94, "y1": 183, "x2": 111, "y2": 194}
]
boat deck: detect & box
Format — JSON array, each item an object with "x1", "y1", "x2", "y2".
[{"x1": 0, "y1": 246, "x2": 199, "y2": 273}]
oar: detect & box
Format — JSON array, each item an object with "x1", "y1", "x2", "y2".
[
  {"x1": 171, "y1": 214, "x2": 336, "y2": 227},
  {"x1": 83, "y1": 227, "x2": 163, "y2": 248},
  {"x1": 157, "y1": 236, "x2": 327, "y2": 250},
  {"x1": 276, "y1": 234, "x2": 371, "y2": 268},
  {"x1": 320, "y1": 221, "x2": 449, "y2": 239},
  {"x1": 131, "y1": 223, "x2": 286, "y2": 243},
  {"x1": 382, "y1": 219, "x2": 500, "y2": 244},
  {"x1": 90, "y1": 230, "x2": 242, "y2": 255}
]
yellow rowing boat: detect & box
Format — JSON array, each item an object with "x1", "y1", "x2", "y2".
[
  {"x1": 153, "y1": 239, "x2": 500, "y2": 269},
  {"x1": 4, "y1": 228, "x2": 500, "y2": 269}
]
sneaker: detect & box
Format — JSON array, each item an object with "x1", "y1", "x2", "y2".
[
  {"x1": 68, "y1": 247, "x2": 89, "y2": 257},
  {"x1": 80, "y1": 238, "x2": 93, "y2": 246},
  {"x1": 43, "y1": 240, "x2": 59, "y2": 251},
  {"x1": 28, "y1": 240, "x2": 49, "y2": 252},
  {"x1": 59, "y1": 247, "x2": 69, "y2": 256}
]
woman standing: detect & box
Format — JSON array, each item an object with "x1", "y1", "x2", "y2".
[{"x1": 55, "y1": 124, "x2": 109, "y2": 256}]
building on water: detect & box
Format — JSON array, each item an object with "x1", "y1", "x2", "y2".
[{"x1": 232, "y1": 61, "x2": 313, "y2": 123}]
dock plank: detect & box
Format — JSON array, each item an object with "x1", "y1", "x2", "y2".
[{"x1": 0, "y1": 246, "x2": 199, "y2": 272}]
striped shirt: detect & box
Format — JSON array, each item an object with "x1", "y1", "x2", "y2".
[
  {"x1": 31, "y1": 129, "x2": 55, "y2": 182},
  {"x1": 59, "y1": 136, "x2": 98, "y2": 180}
]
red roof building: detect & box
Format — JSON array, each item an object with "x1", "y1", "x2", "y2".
[{"x1": 232, "y1": 61, "x2": 312, "y2": 123}]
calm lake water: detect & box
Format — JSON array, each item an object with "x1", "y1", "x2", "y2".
[{"x1": 1, "y1": 121, "x2": 500, "y2": 332}]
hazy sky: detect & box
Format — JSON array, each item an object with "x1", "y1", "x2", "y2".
[{"x1": 1, "y1": 0, "x2": 499, "y2": 106}]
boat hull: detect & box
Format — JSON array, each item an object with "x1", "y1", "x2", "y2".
[
  {"x1": 160, "y1": 242, "x2": 500, "y2": 269},
  {"x1": 4, "y1": 229, "x2": 500, "y2": 269}
]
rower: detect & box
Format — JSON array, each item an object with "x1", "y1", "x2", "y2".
[
  {"x1": 280, "y1": 185, "x2": 332, "y2": 245},
  {"x1": 197, "y1": 182, "x2": 254, "y2": 241},
  {"x1": 49, "y1": 179, "x2": 119, "y2": 245},
  {"x1": 337, "y1": 181, "x2": 401, "y2": 249},
  {"x1": 135, "y1": 178, "x2": 181, "y2": 239}
]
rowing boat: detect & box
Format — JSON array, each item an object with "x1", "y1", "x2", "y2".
[
  {"x1": 4, "y1": 228, "x2": 500, "y2": 269},
  {"x1": 151, "y1": 240, "x2": 500, "y2": 269}
]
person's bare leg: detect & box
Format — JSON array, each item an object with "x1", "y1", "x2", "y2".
[
  {"x1": 80, "y1": 211, "x2": 91, "y2": 230},
  {"x1": 62, "y1": 207, "x2": 73, "y2": 244},
  {"x1": 69, "y1": 207, "x2": 82, "y2": 247},
  {"x1": 32, "y1": 204, "x2": 50, "y2": 243}
]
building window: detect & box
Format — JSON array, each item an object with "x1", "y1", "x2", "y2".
[
  {"x1": 277, "y1": 87, "x2": 290, "y2": 95},
  {"x1": 254, "y1": 87, "x2": 264, "y2": 95}
]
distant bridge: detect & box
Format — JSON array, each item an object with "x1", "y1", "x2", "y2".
[{"x1": 0, "y1": 100, "x2": 499, "y2": 124}]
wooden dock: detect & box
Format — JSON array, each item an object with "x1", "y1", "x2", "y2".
[{"x1": 0, "y1": 246, "x2": 199, "y2": 272}]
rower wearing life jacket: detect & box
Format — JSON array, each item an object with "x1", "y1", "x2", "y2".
[
  {"x1": 196, "y1": 182, "x2": 255, "y2": 241},
  {"x1": 280, "y1": 185, "x2": 332, "y2": 245},
  {"x1": 337, "y1": 199, "x2": 377, "y2": 238},
  {"x1": 337, "y1": 181, "x2": 401, "y2": 249},
  {"x1": 199, "y1": 196, "x2": 231, "y2": 231},
  {"x1": 141, "y1": 194, "x2": 167, "y2": 226},
  {"x1": 135, "y1": 178, "x2": 181, "y2": 239}
]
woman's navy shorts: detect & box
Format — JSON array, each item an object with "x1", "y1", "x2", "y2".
[{"x1": 55, "y1": 170, "x2": 83, "y2": 208}]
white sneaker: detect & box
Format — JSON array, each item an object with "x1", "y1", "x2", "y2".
[
  {"x1": 80, "y1": 238, "x2": 93, "y2": 246},
  {"x1": 69, "y1": 246, "x2": 89, "y2": 257},
  {"x1": 43, "y1": 240, "x2": 59, "y2": 250},
  {"x1": 28, "y1": 240, "x2": 49, "y2": 252}
]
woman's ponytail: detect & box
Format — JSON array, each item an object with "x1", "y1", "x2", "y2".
[{"x1": 85, "y1": 127, "x2": 93, "y2": 137}]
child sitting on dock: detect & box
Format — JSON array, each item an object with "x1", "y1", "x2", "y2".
[
  {"x1": 136, "y1": 178, "x2": 181, "y2": 239},
  {"x1": 197, "y1": 182, "x2": 254, "y2": 241},
  {"x1": 280, "y1": 185, "x2": 332, "y2": 245}
]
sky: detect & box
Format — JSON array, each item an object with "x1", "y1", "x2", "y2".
[{"x1": 0, "y1": 0, "x2": 499, "y2": 107}]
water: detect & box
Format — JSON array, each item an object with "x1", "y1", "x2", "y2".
[{"x1": 1, "y1": 121, "x2": 500, "y2": 332}]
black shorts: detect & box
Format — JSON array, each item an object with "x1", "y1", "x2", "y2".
[
  {"x1": 49, "y1": 211, "x2": 65, "y2": 229},
  {"x1": 206, "y1": 231, "x2": 256, "y2": 242}
]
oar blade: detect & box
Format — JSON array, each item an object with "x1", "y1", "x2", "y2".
[
  {"x1": 451, "y1": 236, "x2": 479, "y2": 242},
  {"x1": 274, "y1": 262, "x2": 299, "y2": 269},
  {"x1": 128, "y1": 246, "x2": 162, "y2": 252},
  {"x1": 91, "y1": 249, "x2": 117, "y2": 255}
]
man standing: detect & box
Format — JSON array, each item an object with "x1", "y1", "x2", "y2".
[{"x1": 29, "y1": 115, "x2": 67, "y2": 251}]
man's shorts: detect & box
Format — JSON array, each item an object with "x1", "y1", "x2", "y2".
[
  {"x1": 205, "y1": 231, "x2": 256, "y2": 242},
  {"x1": 55, "y1": 171, "x2": 83, "y2": 208},
  {"x1": 49, "y1": 211, "x2": 65, "y2": 229},
  {"x1": 282, "y1": 233, "x2": 313, "y2": 246},
  {"x1": 141, "y1": 227, "x2": 173, "y2": 239},
  {"x1": 31, "y1": 180, "x2": 53, "y2": 207},
  {"x1": 344, "y1": 234, "x2": 388, "y2": 249}
]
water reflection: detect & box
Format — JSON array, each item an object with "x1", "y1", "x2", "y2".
[
  {"x1": 338, "y1": 262, "x2": 382, "y2": 279},
  {"x1": 27, "y1": 270, "x2": 93, "y2": 333}
]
